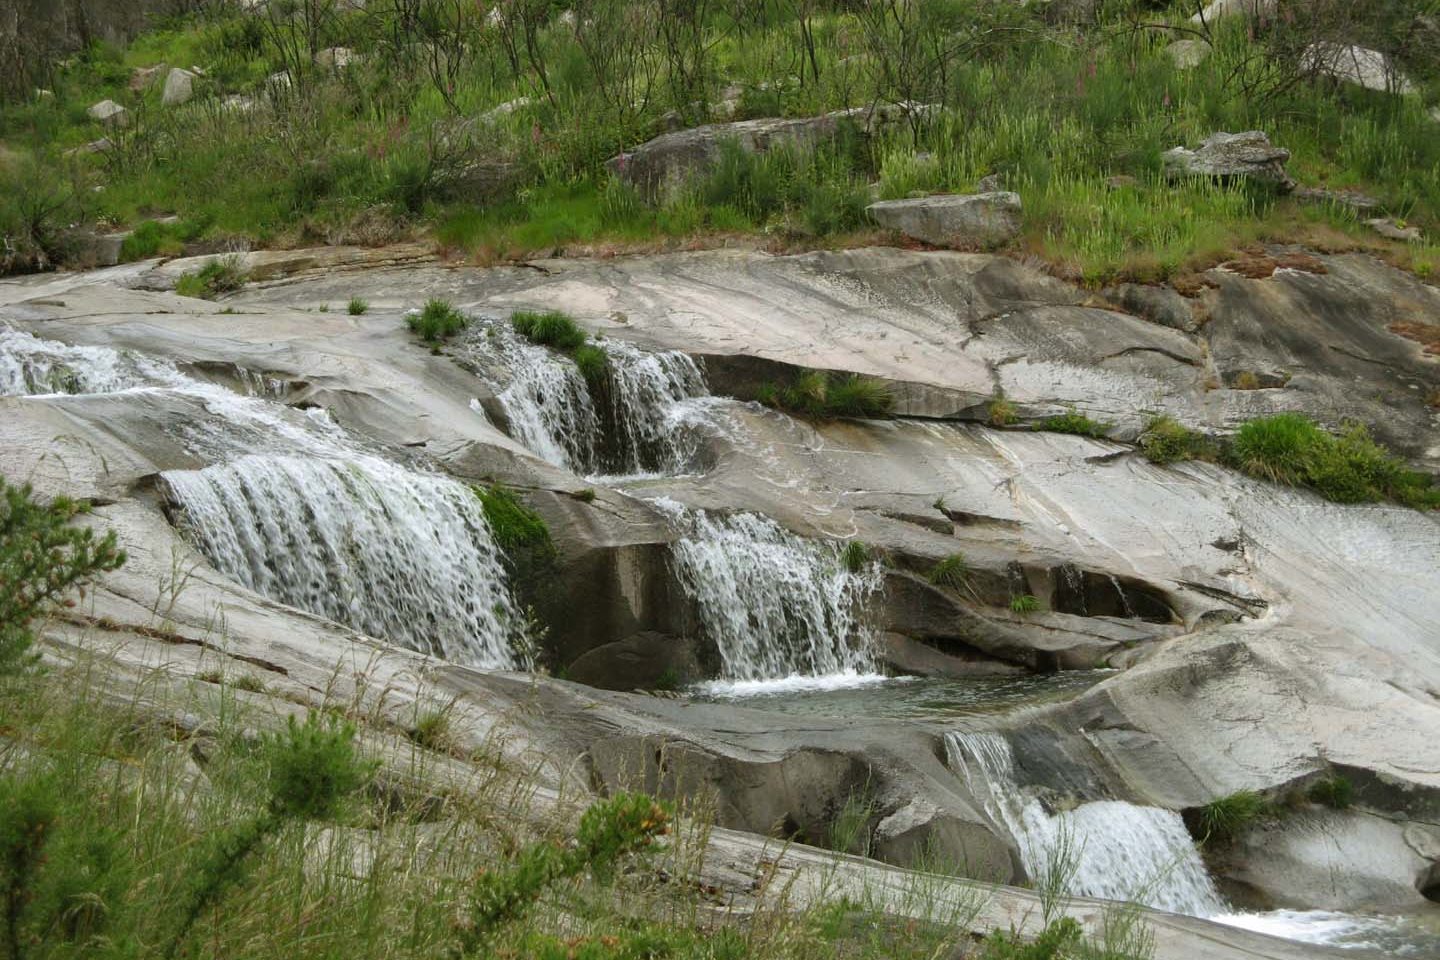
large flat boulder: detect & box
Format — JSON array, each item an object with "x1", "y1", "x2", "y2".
[
  {"x1": 867, "y1": 193, "x2": 1022, "y2": 249},
  {"x1": 1163, "y1": 131, "x2": 1294, "y2": 190}
]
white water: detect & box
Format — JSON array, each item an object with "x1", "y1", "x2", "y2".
[
  {"x1": 465, "y1": 322, "x2": 707, "y2": 476},
  {"x1": 655, "y1": 500, "x2": 881, "y2": 683},
  {"x1": 0, "y1": 326, "x2": 185, "y2": 396},
  {"x1": 945, "y1": 731, "x2": 1226, "y2": 917},
  {"x1": 164, "y1": 455, "x2": 523, "y2": 668},
  {"x1": 4, "y1": 327, "x2": 524, "y2": 668},
  {"x1": 695, "y1": 670, "x2": 892, "y2": 698}
]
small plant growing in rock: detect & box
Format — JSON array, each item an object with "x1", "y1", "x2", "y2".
[
  {"x1": 570, "y1": 488, "x2": 597, "y2": 503},
  {"x1": 572, "y1": 343, "x2": 610, "y2": 386},
  {"x1": 347, "y1": 297, "x2": 369, "y2": 315},
  {"x1": 759, "y1": 370, "x2": 894, "y2": 420},
  {"x1": 1194, "y1": 789, "x2": 1271, "y2": 843},
  {"x1": 1139, "y1": 415, "x2": 1211, "y2": 464},
  {"x1": 840, "y1": 540, "x2": 871, "y2": 573},
  {"x1": 408, "y1": 299, "x2": 468, "y2": 342},
  {"x1": 987, "y1": 394, "x2": 1017, "y2": 427},
  {"x1": 232, "y1": 673, "x2": 266, "y2": 694},
  {"x1": 511, "y1": 309, "x2": 586, "y2": 350},
  {"x1": 1307, "y1": 776, "x2": 1354, "y2": 810},
  {"x1": 174, "y1": 255, "x2": 247, "y2": 300},
  {"x1": 1040, "y1": 407, "x2": 1110, "y2": 439},
  {"x1": 473, "y1": 485, "x2": 552, "y2": 557},
  {"x1": 1009, "y1": 594, "x2": 1040, "y2": 615},
  {"x1": 928, "y1": 554, "x2": 970, "y2": 589},
  {"x1": 408, "y1": 707, "x2": 455, "y2": 752}
]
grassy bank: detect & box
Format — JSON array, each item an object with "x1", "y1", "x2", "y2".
[{"x1": 1, "y1": 1, "x2": 1438, "y2": 281}]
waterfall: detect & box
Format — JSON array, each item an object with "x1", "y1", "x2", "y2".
[
  {"x1": 0, "y1": 327, "x2": 183, "y2": 396},
  {"x1": 656, "y1": 500, "x2": 881, "y2": 682},
  {"x1": 592, "y1": 339, "x2": 707, "y2": 477},
  {"x1": 946, "y1": 731, "x2": 1226, "y2": 917},
  {"x1": 462, "y1": 322, "x2": 707, "y2": 477},
  {"x1": 163, "y1": 454, "x2": 523, "y2": 669}
]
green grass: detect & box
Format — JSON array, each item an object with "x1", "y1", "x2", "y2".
[
  {"x1": 571, "y1": 344, "x2": 610, "y2": 386},
  {"x1": 1230, "y1": 414, "x2": 1439, "y2": 508},
  {"x1": 1039, "y1": 408, "x2": 1110, "y2": 439},
  {"x1": 1138, "y1": 416, "x2": 1213, "y2": 465},
  {"x1": 347, "y1": 297, "x2": 369, "y2": 316},
  {"x1": 511, "y1": 310, "x2": 587, "y2": 351},
  {"x1": 1009, "y1": 594, "x2": 1040, "y2": 616},
  {"x1": 175, "y1": 256, "x2": 247, "y2": 300},
  {"x1": 759, "y1": 371, "x2": 895, "y2": 420},
  {"x1": 841, "y1": 540, "x2": 871, "y2": 574},
  {"x1": 474, "y1": 484, "x2": 553, "y2": 557},
  {"x1": 987, "y1": 396, "x2": 1017, "y2": 428},
  {"x1": 928, "y1": 554, "x2": 971, "y2": 590},
  {"x1": 1195, "y1": 790, "x2": 1272, "y2": 843},
  {"x1": 407, "y1": 298, "x2": 468, "y2": 342},
  {"x1": 408, "y1": 707, "x2": 455, "y2": 753},
  {"x1": 1307, "y1": 776, "x2": 1355, "y2": 810}
]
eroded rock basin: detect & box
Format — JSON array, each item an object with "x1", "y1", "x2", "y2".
[{"x1": 3, "y1": 244, "x2": 1440, "y2": 958}]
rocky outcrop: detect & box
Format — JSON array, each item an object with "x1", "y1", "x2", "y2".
[
  {"x1": 87, "y1": 98, "x2": 128, "y2": 127},
  {"x1": 1302, "y1": 42, "x2": 1415, "y2": 94},
  {"x1": 608, "y1": 105, "x2": 923, "y2": 197},
  {"x1": 867, "y1": 193, "x2": 1022, "y2": 249},
  {"x1": 1163, "y1": 131, "x2": 1294, "y2": 190},
  {"x1": 162, "y1": 66, "x2": 197, "y2": 106}
]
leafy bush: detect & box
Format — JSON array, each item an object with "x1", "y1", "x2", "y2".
[
  {"x1": 408, "y1": 298, "x2": 468, "y2": 342},
  {"x1": 1230, "y1": 414, "x2": 1439, "y2": 507},
  {"x1": 760, "y1": 370, "x2": 895, "y2": 420},
  {"x1": 511, "y1": 310, "x2": 586, "y2": 351},
  {"x1": 175, "y1": 256, "x2": 248, "y2": 300},
  {"x1": 928, "y1": 554, "x2": 970, "y2": 589},
  {"x1": 1039, "y1": 408, "x2": 1110, "y2": 439},
  {"x1": 347, "y1": 297, "x2": 369, "y2": 315},
  {"x1": 1138, "y1": 416, "x2": 1211, "y2": 465},
  {"x1": 1195, "y1": 790, "x2": 1271, "y2": 843},
  {"x1": 1, "y1": 478, "x2": 126, "y2": 673}
]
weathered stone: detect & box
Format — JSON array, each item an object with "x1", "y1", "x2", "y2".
[
  {"x1": 867, "y1": 193, "x2": 1022, "y2": 249},
  {"x1": 1190, "y1": 0, "x2": 1273, "y2": 23},
  {"x1": 1103, "y1": 282, "x2": 1199, "y2": 333},
  {"x1": 129, "y1": 62, "x2": 166, "y2": 92},
  {"x1": 477, "y1": 96, "x2": 532, "y2": 124},
  {"x1": 162, "y1": 67, "x2": 197, "y2": 106},
  {"x1": 1302, "y1": 42, "x2": 1415, "y2": 95},
  {"x1": 1367, "y1": 217, "x2": 1423, "y2": 242},
  {"x1": 1165, "y1": 39, "x2": 1211, "y2": 69},
  {"x1": 87, "y1": 99, "x2": 128, "y2": 127},
  {"x1": 976, "y1": 172, "x2": 1004, "y2": 192},
  {"x1": 63, "y1": 137, "x2": 114, "y2": 157},
  {"x1": 1292, "y1": 186, "x2": 1381, "y2": 212},
  {"x1": 1163, "y1": 130, "x2": 1294, "y2": 190},
  {"x1": 221, "y1": 95, "x2": 257, "y2": 114},
  {"x1": 565, "y1": 632, "x2": 701, "y2": 691},
  {"x1": 608, "y1": 104, "x2": 926, "y2": 197}
]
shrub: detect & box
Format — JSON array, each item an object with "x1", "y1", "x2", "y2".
[
  {"x1": 175, "y1": 256, "x2": 247, "y2": 300},
  {"x1": 1040, "y1": 407, "x2": 1110, "y2": 439},
  {"x1": 979, "y1": 917, "x2": 1083, "y2": 960},
  {"x1": 1, "y1": 479, "x2": 126, "y2": 673},
  {"x1": 988, "y1": 396, "x2": 1017, "y2": 427},
  {"x1": 1230, "y1": 414, "x2": 1439, "y2": 507},
  {"x1": 1195, "y1": 790, "x2": 1271, "y2": 843},
  {"x1": 572, "y1": 344, "x2": 610, "y2": 386},
  {"x1": 759, "y1": 371, "x2": 895, "y2": 420},
  {"x1": 928, "y1": 554, "x2": 970, "y2": 589},
  {"x1": 347, "y1": 297, "x2": 369, "y2": 315},
  {"x1": 1308, "y1": 776, "x2": 1354, "y2": 810},
  {"x1": 841, "y1": 540, "x2": 871, "y2": 574},
  {"x1": 1139, "y1": 416, "x2": 1210, "y2": 464},
  {"x1": 408, "y1": 299, "x2": 468, "y2": 342},
  {"x1": 511, "y1": 310, "x2": 586, "y2": 351},
  {"x1": 1009, "y1": 594, "x2": 1040, "y2": 615}
]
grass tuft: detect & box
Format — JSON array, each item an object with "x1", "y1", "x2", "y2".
[
  {"x1": 928, "y1": 554, "x2": 971, "y2": 590},
  {"x1": 840, "y1": 540, "x2": 871, "y2": 574},
  {"x1": 407, "y1": 299, "x2": 468, "y2": 342},
  {"x1": 175, "y1": 256, "x2": 247, "y2": 300},
  {"x1": 1008, "y1": 594, "x2": 1040, "y2": 615},
  {"x1": 1195, "y1": 790, "x2": 1271, "y2": 843},
  {"x1": 1138, "y1": 416, "x2": 1212, "y2": 465},
  {"x1": 1039, "y1": 407, "x2": 1110, "y2": 439},
  {"x1": 347, "y1": 297, "x2": 369, "y2": 316},
  {"x1": 760, "y1": 370, "x2": 894, "y2": 420},
  {"x1": 511, "y1": 310, "x2": 587, "y2": 351}
]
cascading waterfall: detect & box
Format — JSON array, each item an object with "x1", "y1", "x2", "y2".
[
  {"x1": 163, "y1": 455, "x2": 523, "y2": 669},
  {"x1": 0, "y1": 326, "x2": 183, "y2": 396},
  {"x1": 656, "y1": 500, "x2": 881, "y2": 683},
  {"x1": 464, "y1": 322, "x2": 707, "y2": 476},
  {"x1": 4, "y1": 327, "x2": 525, "y2": 669},
  {"x1": 945, "y1": 731, "x2": 1226, "y2": 917}
]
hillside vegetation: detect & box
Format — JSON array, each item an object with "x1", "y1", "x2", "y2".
[{"x1": 1, "y1": 0, "x2": 1438, "y2": 282}]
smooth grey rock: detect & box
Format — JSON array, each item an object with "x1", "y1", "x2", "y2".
[
  {"x1": 1165, "y1": 39, "x2": 1211, "y2": 70},
  {"x1": 1191, "y1": 0, "x2": 1273, "y2": 22},
  {"x1": 1367, "y1": 217, "x2": 1422, "y2": 242},
  {"x1": 1292, "y1": 186, "x2": 1380, "y2": 212},
  {"x1": 1104, "y1": 282, "x2": 1199, "y2": 332},
  {"x1": 162, "y1": 67, "x2": 197, "y2": 106},
  {"x1": 867, "y1": 193, "x2": 1022, "y2": 249},
  {"x1": 565, "y1": 631, "x2": 701, "y2": 690},
  {"x1": 1163, "y1": 131, "x2": 1294, "y2": 190},
  {"x1": 1302, "y1": 42, "x2": 1415, "y2": 94},
  {"x1": 87, "y1": 99, "x2": 128, "y2": 127}
]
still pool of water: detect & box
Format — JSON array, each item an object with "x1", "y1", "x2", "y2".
[{"x1": 690, "y1": 670, "x2": 1113, "y2": 722}]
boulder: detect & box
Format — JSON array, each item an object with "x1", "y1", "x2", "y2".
[
  {"x1": 608, "y1": 104, "x2": 925, "y2": 197},
  {"x1": 1292, "y1": 186, "x2": 1381, "y2": 212},
  {"x1": 87, "y1": 99, "x2": 128, "y2": 128},
  {"x1": 1162, "y1": 131, "x2": 1294, "y2": 190},
  {"x1": 129, "y1": 63, "x2": 166, "y2": 92},
  {"x1": 162, "y1": 67, "x2": 197, "y2": 106},
  {"x1": 866, "y1": 192, "x2": 1022, "y2": 249},
  {"x1": 315, "y1": 47, "x2": 356, "y2": 71},
  {"x1": 1165, "y1": 39, "x2": 1211, "y2": 70},
  {"x1": 476, "y1": 96, "x2": 532, "y2": 124},
  {"x1": 1302, "y1": 42, "x2": 1416, "y2": 95},
  {"x1": 221, "y1": 95, "x2": 257, "y2": 114},
  {"x1": 1367, "y1": 217, "x2": 1422, "y2": 242},
  {"x1": 1190, "y1": 0, "x2": 1273, "y2": 23},
  {"x1": 63, "y1": 137, "x2": 114, "y2": 157}
]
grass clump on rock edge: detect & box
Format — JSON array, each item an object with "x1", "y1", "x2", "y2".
[
  {"x1": 408, "y1": 298, "x2": 468, "y2": 342},
  {"x1": 758, "y1": 370, "x2": 895, "y2": 420},
  {"x1": 511, "y1": 310, "x2": 587, "y2": 351}
]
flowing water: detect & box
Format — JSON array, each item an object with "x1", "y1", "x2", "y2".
[
  {"x1": 655, "y1": 499, "x2": 882, "y2": 683},
  {"x1": 4, "y1": 327, "x2": 524, "y2": 668},
  {"x1": 945, "y1": 731, "x2": 1226, "y2": 917},
  {"x1": 462, "y1": 322, "x2": 707, "y2": 477}
]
